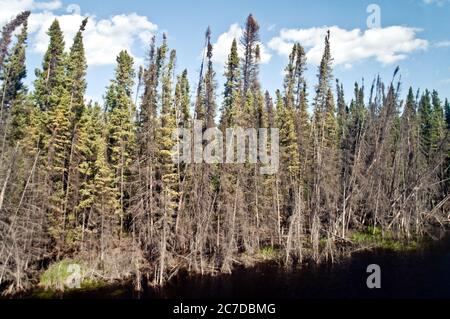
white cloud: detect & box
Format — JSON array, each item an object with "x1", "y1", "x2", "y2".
[
  {"x1": 0, "y1": 0, "x2": 158, "y2": 66},
  {"x1": 422, "y1": 0, "x2": 449, "y2": 6},
  {"x1": 211, "y1": 23, "x2": 271, "y2": 69},
  {"x1": 0, "y1": 0, "x2": 62, "y2": 25},
  {"x1": 435, "y1": 41, "x2": 450, "y2": 48},
  {"x1": 268, "y1": 26, "x2": 429, "y2": 67},
  {"x1": 32, "y1": 0, "x2": 61, "y2": 11}
]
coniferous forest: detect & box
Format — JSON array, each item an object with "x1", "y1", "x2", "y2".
[{"x1": 0, "y1": 11, "x2": 449, "y2": 295}]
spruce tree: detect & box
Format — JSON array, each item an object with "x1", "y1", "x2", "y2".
[
  {"x1": 0, "y1": 23, "x2": 30, "y2": 144},
  {"x1": 105, "y1": 50, "x2": 136, "y2": 230},
  {"x1": 46, "y1": 87, "x2": 73, "y2": 252},
  {"x1": 400, "y1": 87, "x2": 419, "y2": 191},
  {"x1": 174, "y1": 69, "x2": 191, "y2": 128},
  {"x1": 431, "y1": 90, "x2": 445, "y2": 153},
  {"x1": 34, "y1": 19, "x2": 66, "y2": 112},
  {"x1": 155, "y1": 45, "x2": 179, "y2": 284},
  {"x1": 418, "y1": 90, "x2": 433, "y2": 161},
  {"x1": 0, "y1": 23, "x2": 27, "y2": 114},
  {"x1": 66, "y1": 18, "x2": 88, "y2": 119},
  {"x1": 445, "y1": 98, "x2": 450, "y2": 129},
  {"x1": 221, "y1": 38, "x2": 240, "y2": 129},
  {"x1": 77, "y1": 103, "x2": 119, "y2": 248},
  {"x1": 204, "y1": 38, "x2": 217, "y2": 129},
  {"x1": 241, "y1": 14, "x2": 260, "y2": 95},
  {"x1": 0, "y1": 11, "x2": 30, "y2": 71}
]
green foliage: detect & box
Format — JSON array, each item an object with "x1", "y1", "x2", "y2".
[
  {"x1": 418, "y1": 90, "x2": 433, "y2": 160},
  {"x1": 445, "y1": 98, "x2": 450, "y2": 129},
  {"x1": 66, "y1": 18, "x2": 88, "y2": 118},
  {"x1": 0, "y1": 23, "x2": 27, "y2": 112},
  {"x1": 221, "y1": 38, "x2": 240, "y2": 128},
  {"x1": 174, "y1": 69, "x2": 191, "y2": 127},
  {"x1": 259, "y1": 246, "x2": 280, "y2": 260},
  {"x1": 34, "y1": 19, "x2": 66, "y2": 111},
  {"x1": 351, "y1": 227, "x2": 418, "y2": 251},
  {"x1": 276, "y1": 90, "x2": 300, "y2": 177},
  {"x1": 105, "y1": 50, "x2": 136, "y2": 219},
  {"x1": 39, "y1": 260, "x2": 84, "y2": 290}
]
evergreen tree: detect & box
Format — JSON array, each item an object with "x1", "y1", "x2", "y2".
[
  {"x1": 105, "y1": 51, "x2": 136, "y2": 230},
  {"x1": 310, "y1": 30, "x2": 340, "y2": 257},
  {"x1": 0, "y1": 23, "x2": 31, "y2": 144},
  {"x1": 445, "y1": 98, "x2": 450, "y2": 129},
  {"x1": 241, "y1": 14, "x2": 260, "y2": 95},
  {"x1": 0, "y1": 23, "x2": 27, "y2": 114},
  {"x1": 46, "y1": 87, "x2": 73, "y2": 253},
  {"x1": 155, "y1": 45, "x2": 179, "y2": 284},
  {"x1": 418, "y1": 90, "x2": 433, "y2": 161},
  {"x1": 77, "y1": 103, "x2": 119, "y2": 248},
  {"x1": 335, "y1": 79, "x2": 347, "y2": 141},
  {"x1": 276, "y1": 89, "x2": 300, "y2": 177},
  {"x1": 204, "y1": 37, "x2": 217, "y2": 129},
  {"x1": 221, "y1": 38, "x2": 240, "y2": 129},
  {"x1": 431, "y1": 90, "x2": 445, "y2": 153},
  {"x1": 400, "y1": 87, "x2": 419, "y2": 189},
  {"x1": 34, "y1": 19, "x2": 66, "y2": 111},
  {"x1": 0, "y1": 11, "x2": 30, "y2": 71},
  {"x1": 66, "y1": 18, "x2": 88, "y2": 119},
  {"x1": 174, "y1": 69, "x2": 191, "y2": 128}
]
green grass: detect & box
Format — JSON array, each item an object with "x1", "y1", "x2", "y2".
[
  {"x1": 35, "y1": 260, "x2": 109, "y2": 297},
  {"x1": 259, "y1": 246, "x2": 280, "y2": 260},
  {"x1": 351, "y1": 226, "x2": 418, "y2": 251},
  {"x1": 39, "y1": 259, "x2": 93, "y2": 291},
  {"x1": 39, "y1": 260, "x2": 79, "y2": 289}
]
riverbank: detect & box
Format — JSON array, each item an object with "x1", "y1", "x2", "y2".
[{"x1": 6, "y1": 228, "x2": 449, "y2": 299}]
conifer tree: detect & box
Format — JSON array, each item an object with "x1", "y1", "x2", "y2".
[
  {"x1": 241, "y1": 14, "x2": 260, "y2": 95},
  {"x1": 105, "y1": 50, "x2": 136, "y2": 230},
  {"x1": 174, "y1": 69, "x2": 191, "y2": 128},
  {"x1": 310, "y1": 30, "x2": 340, "y2": 258},
  {"x1": 77, "y1": 103, "x2": 119, "y2": 250},
  {"x1": 132, "y1": 35, "x2": 165, "y2": 258},
  {"x1": 221, "y1": 38, "x2": 240, "y2": 129},
  {"x1": 66, "y1": 18, "x2": 88, "y2": 118},
  {"x1": 445, "y1": 98, "x2": 450, "y2": 129},
  {"x1": 399, "y1": 87, "x2": 419, "y2": 197},
  {"x1": 444, "y1": 98, "x2": 450, "y2": 195},
  {"x1": 418, "y1": 90, "x2": 433, "y2": 162},
  {"x1": 335, "y1": 79, "x2": 347, "y2": 141},
  {"x1": 155, "y1": 46, "x2": 179, "y2": 284},
  {"x1": 0, "y1": 11, "x2": 30, "y2": 71},
  {"x1": 34, "y1": 19, "x2": 66, "y2": 111},
  {"x1": 0, "y1": 23, "x2": 30, "y2": 144},
  {"x1": 46, "y1": 87, "x2": 73, "y2": 253},
  {"x1": 0, "y1": 23, "x2": 27, "y2": 114},
  {"x1": 431, "y1": 90, "x2": 445, "y2": 153}
]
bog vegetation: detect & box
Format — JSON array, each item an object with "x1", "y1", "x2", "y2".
[{"x1": 0, "y1": 12, "x2": 448, "y2": 294}]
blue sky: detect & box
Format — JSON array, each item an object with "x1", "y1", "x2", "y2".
[{"x1": 1, "y1": 0, "x2": 449, "y2": 106}]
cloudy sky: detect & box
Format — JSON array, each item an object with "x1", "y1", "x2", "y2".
[{"x1": 1, "y1": 0, "x2": 449, "y2": 104}]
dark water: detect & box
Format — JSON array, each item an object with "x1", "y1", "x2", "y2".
[{"x1": 40, "y1": 235, "x2": 450, "y2": 299}]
